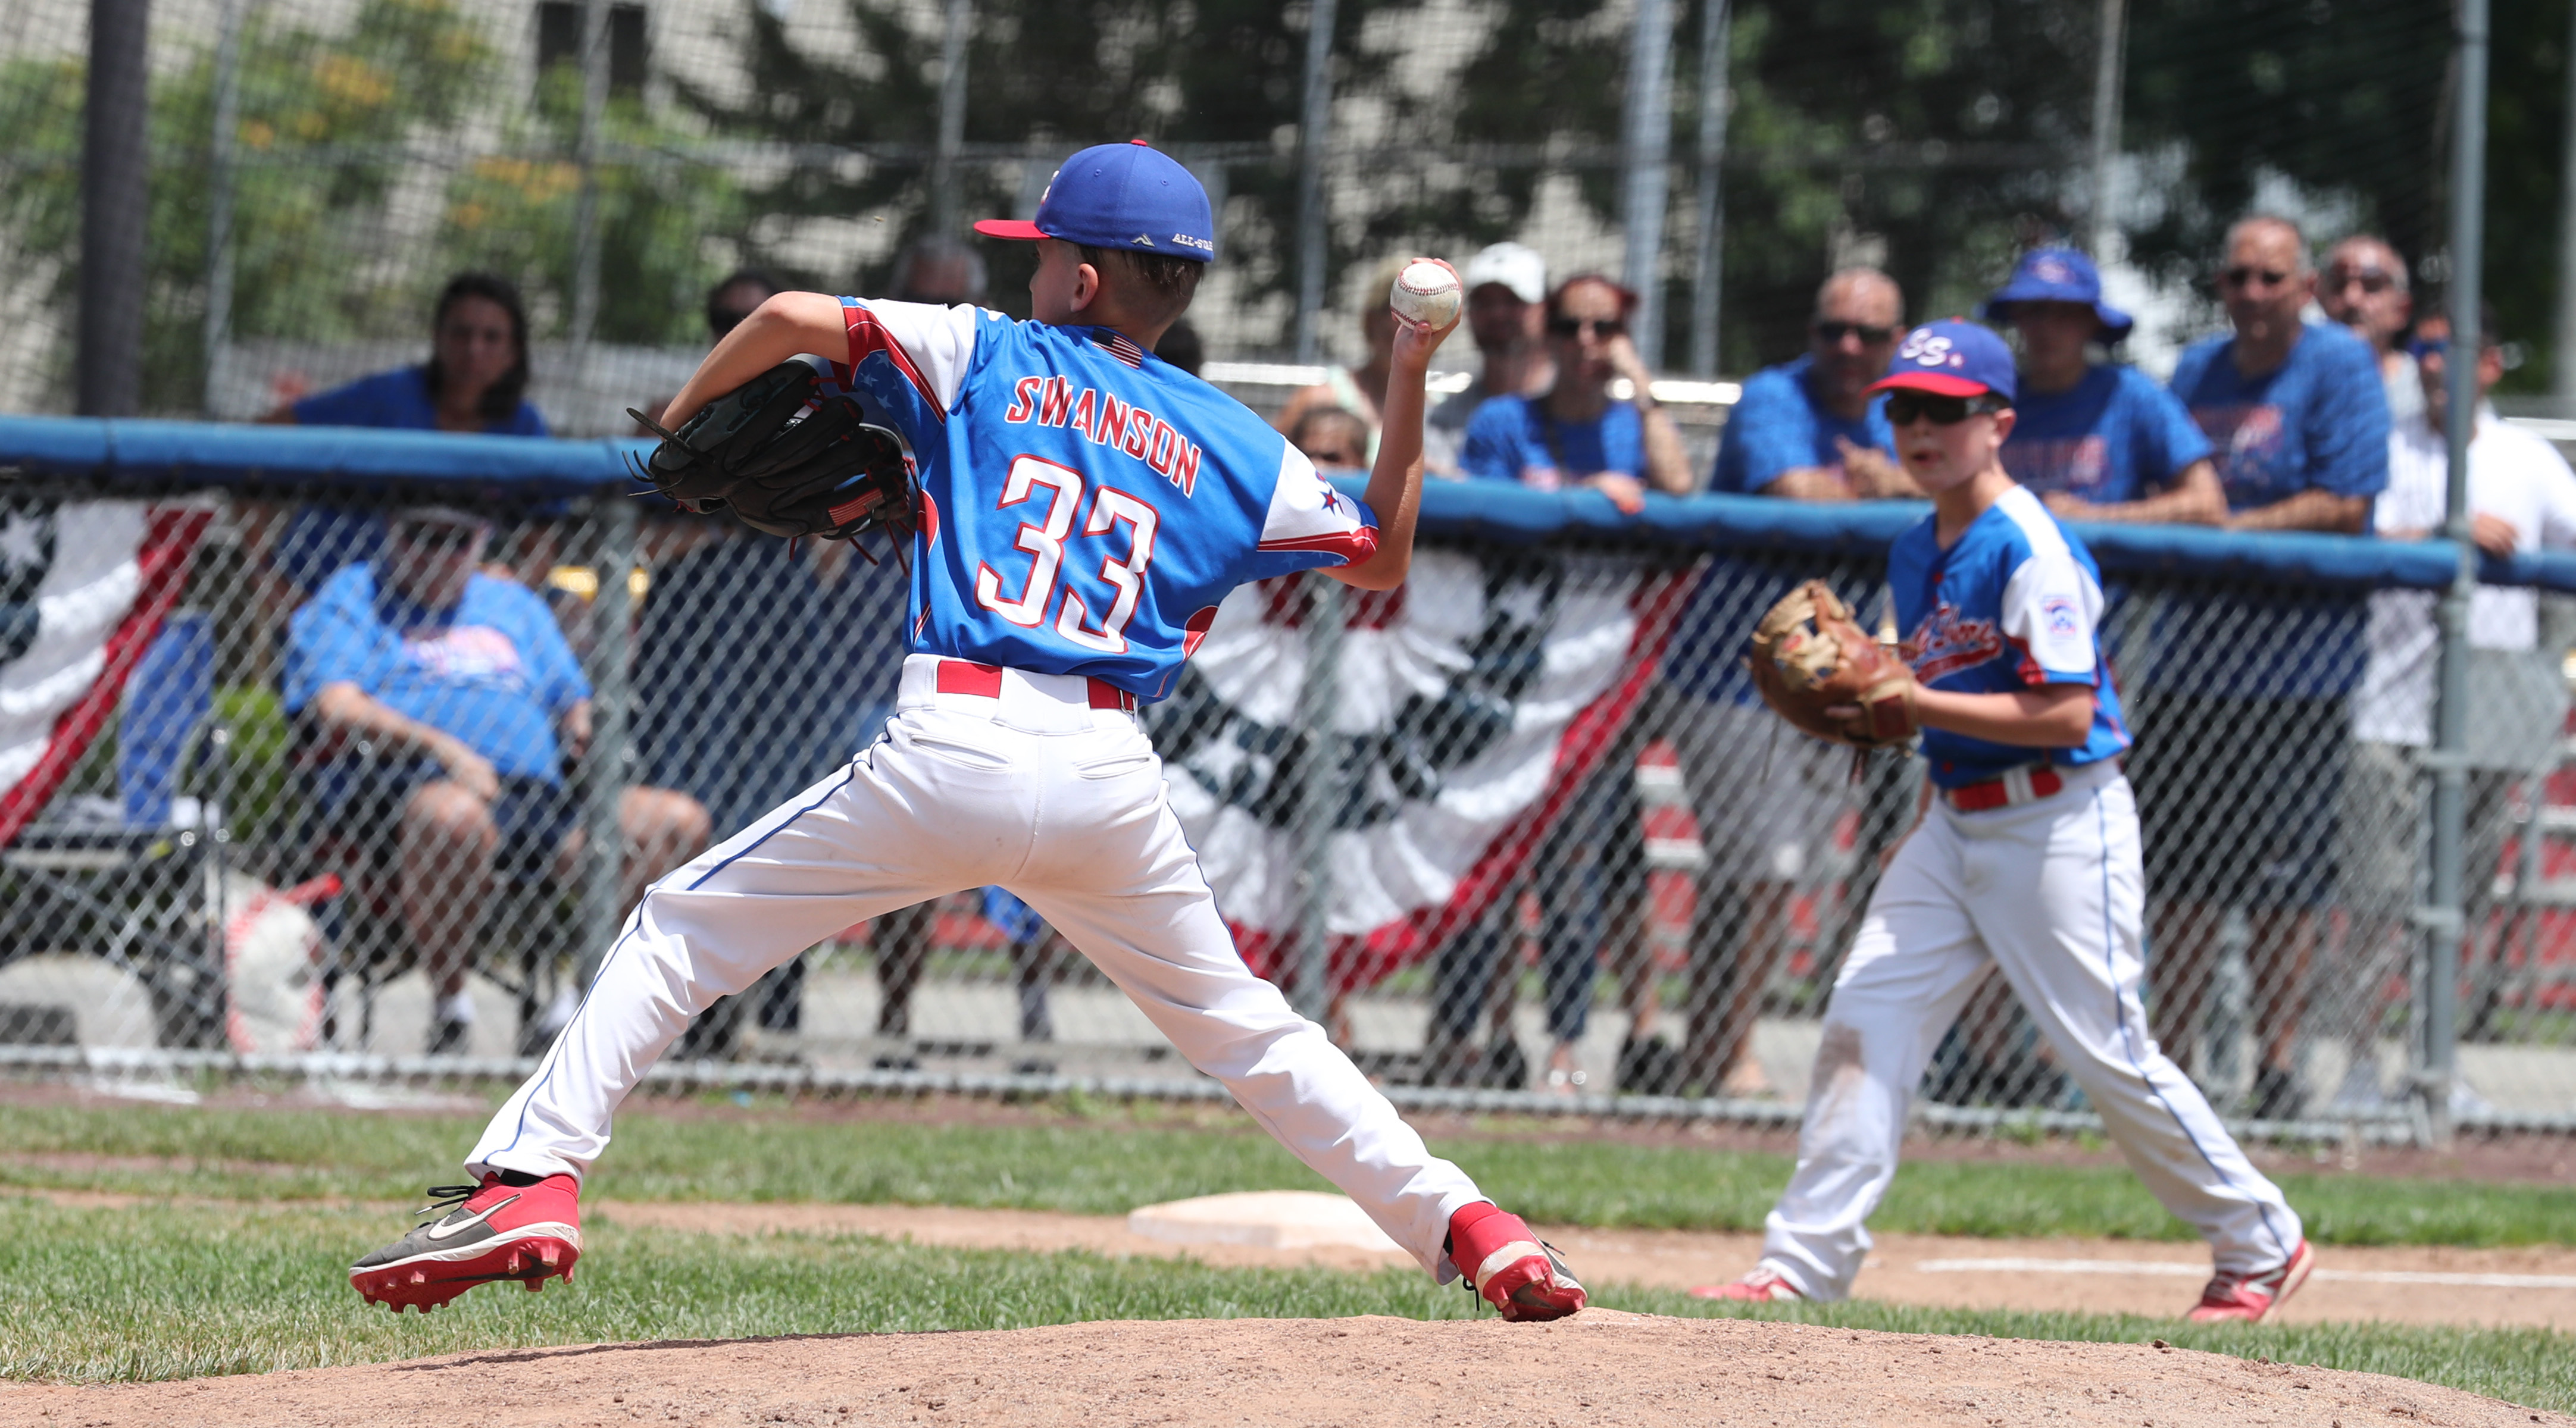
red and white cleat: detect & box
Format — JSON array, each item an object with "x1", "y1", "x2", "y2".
[
  {"x1": 2187, "y1": 1239, "x2": 2315, "y2": 1324},
  {"x1": 1448, "y1": 1202, "x2": 1586, "y2": 1322},
  {"x1": 1689, "y1": 1266, "x2": 1803, "y2": 1302},
  {"x1": 350, "y1": 1171, "x2": 583, "y2": 1313}
]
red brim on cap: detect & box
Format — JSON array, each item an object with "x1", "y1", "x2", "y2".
[
  {"x1": 1867, "y1": 371, "x2": 1993, "y2": 397},
  {"x1": 971, "y1": 218, "x2": 1046, "y2": 242}
]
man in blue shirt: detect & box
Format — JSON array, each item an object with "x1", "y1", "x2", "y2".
[
  {"x1": 2139, "y1": 215, "x2": 2391, "y2": 1118},
  {"x1": 1709, "y1": 268, "x2": 1912, "y2": 500},
  {"x1": 287, "y1": 506, "x2": 710, "y2": 1054},
  {"x1": 1984, "y1": 248, "x2": 2221, "y2": 524}
]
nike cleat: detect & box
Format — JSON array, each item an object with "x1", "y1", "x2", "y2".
[
  {"x1": 1689, "y1": 1266, "x2": 1804, "y2": 1302},
  {"x1": 2187, "y1": 1239, "x2": 2315, "y2": 1324},
  {"x1": 1448, "y1": 1201, "x2": 1587, "y2": 1322},
  {"x1": 351, "y1": 1170, "x2": 582, "y2": 1313}
]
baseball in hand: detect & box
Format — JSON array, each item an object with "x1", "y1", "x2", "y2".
[{"x1": 1390, "y1": 258, "x2": 1462, "y2": 331}]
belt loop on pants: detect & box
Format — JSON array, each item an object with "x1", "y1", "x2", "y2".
[{"x1": 1943, "y1": 764, "x2": 2064, "y2": 813}]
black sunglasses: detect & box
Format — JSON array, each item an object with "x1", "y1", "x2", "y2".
[
  {"x1": 1814, "y1": 320, "x2": 1896, "y2": 345},
  {"x1": 2325, "y1": 267, "x2": 2398, "y2": 295},
  {"x1": 2221, "y1": 266, "x2": 2296, "y2": 290},
  {"x1": 1547, "y1": 316, "x2": 1626, "y2": 339},
  {"x1": 1884, "y1": 391, "x2": 2007, "y2": 426}
]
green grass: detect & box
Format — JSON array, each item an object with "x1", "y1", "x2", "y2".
[
  {"x1": 2, "y1": 1197, "x2": 2571, "y2": 1414},
  {"x1": 2, "y1": 1100, "x2": 2568, "y2": 1249}
]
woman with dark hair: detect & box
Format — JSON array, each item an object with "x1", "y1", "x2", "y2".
[{"x1": 269, "y1": 271, "x2": 546, "y2": 435}]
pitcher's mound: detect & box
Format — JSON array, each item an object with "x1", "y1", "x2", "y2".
[{"x1": 10, "y1": 1312, "x2": 2562, "y2": 1427}]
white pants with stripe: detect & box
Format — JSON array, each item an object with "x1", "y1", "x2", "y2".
[
  {"x1": 1758, "y1": 760, "x2": 2302, "y2": 1300},
  {"x1": 470, "y1": 656, "x2": 1485, "y2": 1277}
]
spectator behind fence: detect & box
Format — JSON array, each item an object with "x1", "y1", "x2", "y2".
[
  {"x1": 1156, "y1": 319, "x2": 1205, "y2": 376},
  {"x1": 636, "y1": 268, "x2": 786, "y2": 433},
  {"x1": 2337, "y1": 308, "x2": 2576, "y2": 1111},
  {"x1": 285, "y1": 506, "x2": 710, "y2": 1054},
  {"x1": 1709, "y1": 268, "x2": 1914, "y2": 499},
  {"x1": 261, "y1": 273, "x2": 547, "y2": 594},
  {"x1": 2140, "y1": 214, "x2": 2391, "y2": 1118},
  {"x1": 890, "y1": 236, "x2": 990, "y2": 305},
  {"x1": 1459, "y1": 274, "x2": 1692, "y2": 511},
  {"x1": 1424, "y1": 242, "x2": 1554, "y2": 477},
  {"x1": 1433, "y1": 275, "x2": 1690, "y2": 1093},
  {"x1": 1289, "y1": 407, "x2": 1371, "y2": 472},
  {"x1": 1276, "y1": 256, "x2": 1413, "y2": 465},
  {"x1": 1984, "y1": 247, "x2": 2222, "y2": 524},
  {"x1": 2321, "y1": 235, "x2": 2423, "y2": 431}
]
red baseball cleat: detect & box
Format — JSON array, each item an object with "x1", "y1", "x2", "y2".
[
  {"x1": 350, "y1": 1171, "x2": 583, "y2": 1313},
  {"x1": 1448, "y1": 1201, "x2": 1586, "y2": 1321},
  {"x1": 2187, "y1": 1239, "x2": 2315, "y2": 1324},
  {"x1": 1690, "y1": 1266, "x2": 1803, "y2": 1302}
]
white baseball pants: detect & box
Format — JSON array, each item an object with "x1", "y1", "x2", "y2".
[
  {"x1": 1757, "y1": 760, "x2": 2303, "y2": 1300},
  {"x1": 470, "y1": 656, "x2": 1486, "y2": 1277}
]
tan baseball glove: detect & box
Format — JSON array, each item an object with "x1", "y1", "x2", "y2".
[{"x1": 1747, "y1": 580, "x2": 1920, "y2": 749}]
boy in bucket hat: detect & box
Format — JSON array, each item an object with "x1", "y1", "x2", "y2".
[
  {"x1": 1695, "y1": 320, "x2": 2313, "y2": 1324},
  {"x1": 346, "y1": 140, "x2": 1587, "y2": 1327},
  {"x1": 1982, "y1": 248, "x2": 2222, "y2": 525}
]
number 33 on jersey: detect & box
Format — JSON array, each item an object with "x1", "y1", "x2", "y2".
[{"x1": 832, "y1": 296, "x2": 1377, "y2": 700}]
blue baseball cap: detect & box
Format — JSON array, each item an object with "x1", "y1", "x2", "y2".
[
  {"x1": 973, "y1": 140, "x2": 1216, "y2": 264},
  {"x1": 1978, "y1": 246, "x2": 2133, "y2": 342},
  {"x1": 1868, "y1": 319, "x2": 2018, "y2": 403}
]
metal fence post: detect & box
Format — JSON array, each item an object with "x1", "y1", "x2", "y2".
[
  {"x1": 1620, "y1": 0, "x2": 1676, "y2": 364},
  {"x1": 79, "y1": 0, "x2": 151, "y2": 418},
  {"x1": 201, "y1": 0, "x2": 246, "y2": 417},
  {"x1": 568, "y1": 0, "x2": 608, "y2": 357},
  {"x1": 929, "y1": 0, "x2": 970, "y2": 240},
  {"x1": 2421, "y1": 0, "x2": 2491, "y2": 1150},
  {"x1": 1291, "y1": 0, "x2": 1337, "y2": 366},
  {"x1": 2086, "y1": 0, "x2": 2127, "y2": 260},
  {"x1": 581, "y1": 496, "x2": 640, "y2": 985},
  {"x1": 1293, "y1": 571, "x2": 1345, "y2": 1027},
  {"x1": 1686, "y1": 0, "x2": 1732, "y2": 379}
]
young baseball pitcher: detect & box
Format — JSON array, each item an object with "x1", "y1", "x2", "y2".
[
  {"x1": 348, "y1": 141, "x2": 1585, "y2": 1324},
  {"x1": 1705, "y1": 320, "x2": 2313, "y2": 1322}
]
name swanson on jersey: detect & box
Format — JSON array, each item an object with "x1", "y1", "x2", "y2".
[{"x1": 1002, "y1": 374, "x2": 1206, "y2": 497}]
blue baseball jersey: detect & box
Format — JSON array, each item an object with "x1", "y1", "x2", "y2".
[
  {"x1": 829, "y1": 299, "x2": 1378, "y2": 700},
  {"x1": 1458, "y1": 394, "x2": 1645, "y2": 488},
  {"x1": 2168, "y1": 322, "x2": 2388, "y2": 512},
  {"x1": 1888, "y1": 485, "x2": 2130, "y2": 789},
  {"x1": 2002, "y1": 364, "x2": 2212, "y2": 505},
  {"x1": 1709, "y1": 355, "x2": 1896, "y2": 495}
]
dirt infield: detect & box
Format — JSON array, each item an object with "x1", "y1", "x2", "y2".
[
  {"x1": 591, "y1": 1198, "x2": 2576, "y2": 1330},
  {"x1": 7, "y1": 1311, "x2": 2564, "y2": 1428}
]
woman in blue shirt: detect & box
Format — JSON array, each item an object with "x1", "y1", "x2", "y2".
[
  {"x1": 1984, "y1": 248, "x2": 2222, "y2": 525},
  {"x1": 1460, "y1": 275, "x2": 1693, "y2": 512}
]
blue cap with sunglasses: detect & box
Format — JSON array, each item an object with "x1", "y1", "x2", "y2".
[
  {"x1": 1869, "y1": 319, "x2": 2017, "y2": 404},
  {"x1": 1979, "y1": 248, "x2": 2133, "y2": 343}
]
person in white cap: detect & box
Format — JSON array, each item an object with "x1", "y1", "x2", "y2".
[{"x1": 1423, "y1": 242, "x2": 1556, "y2": 474}]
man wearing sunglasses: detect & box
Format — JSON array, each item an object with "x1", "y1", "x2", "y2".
[
  {"x1": 2337, "y1": 308, "x2": 2576, "y2": 1113},
  {"x1": 286, "y1": 506, "x2": 713, "y2": 1054},
  {"x1": 1697, "y1": 320, "x2": 2311, "y2": 1323},
  {"x1": 1709, "y1": 267, "x2": 1915, "y2": 501},
  {"x1": 2145, "y1": 215, "x2": 2391, "y2": 1119},
  {"x1": 1981, "y1": 247, "x2": 2222, "y2": 526},
  {"x1": 2319, "y1": 235, "x2": 2422, "y2": 430}
]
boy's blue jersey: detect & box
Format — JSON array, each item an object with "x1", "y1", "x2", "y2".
[
  {"x1": 1888, "y1": 485, "x2": 2130, "y2": 788},
  {"x1": 830, "y1": 299, "x2": 1378, "y2": 700}
]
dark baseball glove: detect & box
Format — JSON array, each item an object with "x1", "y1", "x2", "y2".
[
  {"x1": 1747, "y1": 580, "x2": 1920, "y2": 749},
  {"x1": 628, "y1": 360, "x2": 919, "y2": 553}
]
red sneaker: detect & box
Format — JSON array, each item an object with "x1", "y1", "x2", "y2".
[
  {"x1": 350, "y1": 1172, "x2": 583, "y2": 1313},
  {"x1": 2187, "y1": 1240, "x2": 2315, "y2": 1324},
  {"x1": 1689, "y1": 1266, "x2": 1803, "y2": 1302},
  {"x1": 1448, "y1": 1202, "x2": 1586, "y2": 1322}
]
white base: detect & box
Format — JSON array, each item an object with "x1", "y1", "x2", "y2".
[{"x1": 1125, "y1": 1191, "x2": 1404, "y2": 1253}]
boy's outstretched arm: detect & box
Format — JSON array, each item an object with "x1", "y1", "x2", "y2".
[
  {"x1": 1332, "y1": 308, "x2": 1456, "y2": 592},
  {"x1": 661, "y1": 292, "x2": 852, "y2": 428}
]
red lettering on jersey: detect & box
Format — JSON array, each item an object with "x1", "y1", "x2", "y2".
[
  {"x1": 1039, "y1": 375, "x2": 1076, "y2": 427},
  {"x1": 1070, "y1": 387, "x2": 1098, "y2": 440},
  {"x1": 1146, "y1": 418, "x2": 1176, "y2": 475},
  {"x1": 1095, "y1": 395, "x2": 1131, "y2": 446},
  {"x1": 1121, "y1": 408, "x2": 1153, "y2": 458},
  {"x1": 1004, "y1": 377, "x2": 1041, "y2": 424},
  {"x1": 1169, "y1": 439, "x2": 1201, "y2": 498}
]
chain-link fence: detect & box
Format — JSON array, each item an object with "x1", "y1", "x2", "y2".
[{"x1": 7, "y1": 454, "x2": 2574, "y2": 1143}]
